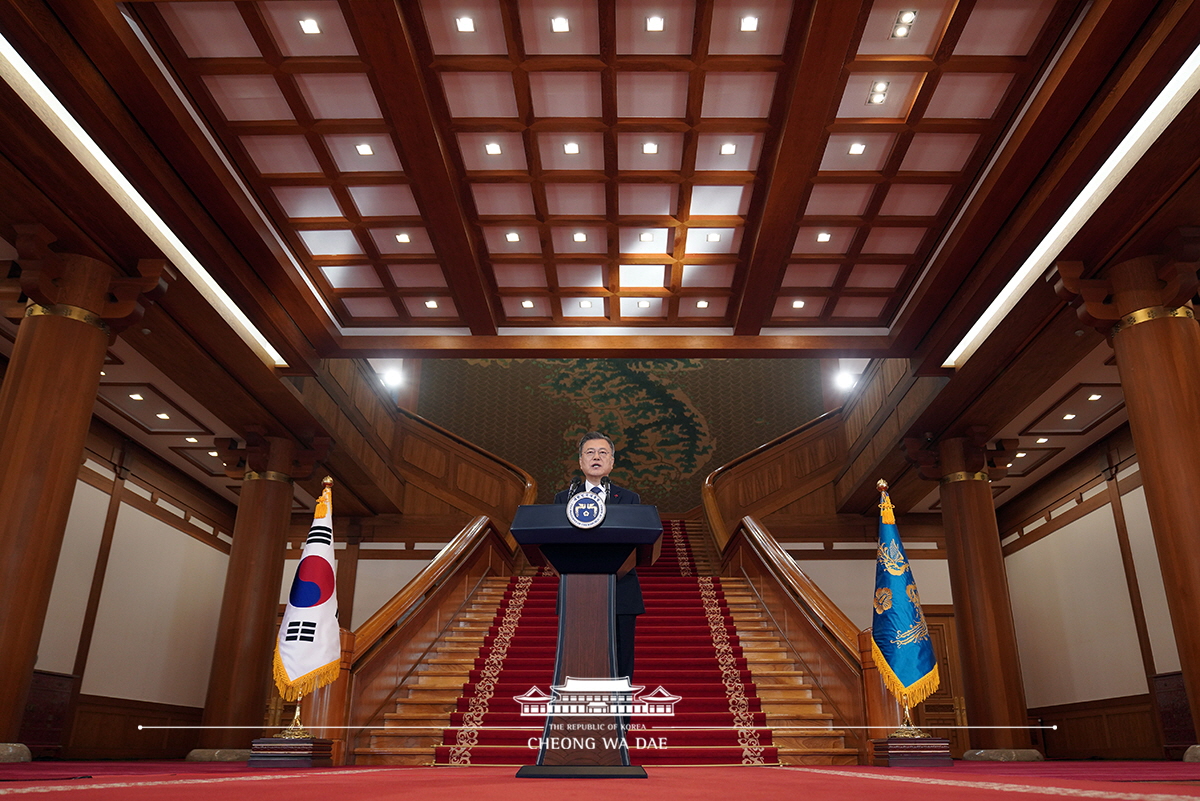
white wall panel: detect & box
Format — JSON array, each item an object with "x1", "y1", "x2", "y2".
[
  {"x1": 36, "y1": 481, "x2": 110, "y2": 674},
  {"x1": 351, "y1": 560, "x2": 431, "y2": 630},
  {"x1": 792, "y1": 559, "x2": 951, "y2": 631},
  {"x1": 1006, "y1": 504, "x2": 1146, "y2": 708},
  {"x1": 1121, "y1": 484, "x2": 1180, "y2": 673},
  {"x1": 81, "y1": 503, "x2": 227, "y2": 707}
]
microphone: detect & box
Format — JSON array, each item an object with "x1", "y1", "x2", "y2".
[
  {"x1": 600, "y1": 476, "x2": 611, "y2": 495},
  {"x1": 567, "y1": 475, "x2": 583, "y2": 498}
]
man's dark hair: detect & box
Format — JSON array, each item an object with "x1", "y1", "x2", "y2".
[{"x1": 577, "y1": 431, "x2": 615, "y2": 457}]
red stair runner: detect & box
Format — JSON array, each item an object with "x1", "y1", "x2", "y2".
[{"x1": 435, "y1": 519, "x2": 777, "y2": 766}]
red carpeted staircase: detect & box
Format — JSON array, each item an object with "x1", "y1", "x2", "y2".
[{"x1": 357, "y1": 520, "x2": 855, "y2": 767}]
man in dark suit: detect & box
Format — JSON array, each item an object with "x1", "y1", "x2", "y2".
[{"x1": 554, "y1": 431, "x2": 643, "y2": 682}]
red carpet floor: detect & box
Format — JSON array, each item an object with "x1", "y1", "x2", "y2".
[
  {"x1": 4, "y1": 764, "x2": 1200, "y2": 799},
  {"x1": 437, "y1": 520, "x2": 777, "y2": 765}
]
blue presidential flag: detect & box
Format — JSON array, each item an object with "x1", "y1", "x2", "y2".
[
  {"x1": 274, "y1": 477, "x2": 341, "y2": 701},
  {"x1": 871, "y1": 481, "x2": 939, "y2": 709}
]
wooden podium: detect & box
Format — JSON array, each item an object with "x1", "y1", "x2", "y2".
[{"x1": 511, "y1": 503, "x2": 662, "y2": 778}]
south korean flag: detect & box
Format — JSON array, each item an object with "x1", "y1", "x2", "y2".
[{"x1": 274, "y1": 477, "x2": 340, "y2": 701}]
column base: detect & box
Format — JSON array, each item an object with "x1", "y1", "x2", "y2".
[
  {"x1": 963, "y1": 749, "x2": 1044, "y2": 762},
  {"x1": 185, "y1": 748, "x2": 253, "y2": 762},
  {"x1": 1184, "y1": 745, "x2": 1200, "y2": 762},
  {"x1": 0, "y1": 744, "x2": 31, "y2": 763}
]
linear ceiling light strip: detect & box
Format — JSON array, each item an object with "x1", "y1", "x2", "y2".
[
  {"x1": 0, "y1": 32, "x2": 289, "y2": 367},
  {"x1": 942, "y1": 41, "x2": 1200, "y2": 369}
]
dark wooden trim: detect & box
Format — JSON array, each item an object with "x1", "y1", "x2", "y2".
[
  {"x1": 1028, "y1": 693, "x2": 1161, "y2": 760},
  {"x1": 64, "y1": 694, "x2": 203, "y2": 760}
]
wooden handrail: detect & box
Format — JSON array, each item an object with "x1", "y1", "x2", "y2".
[
  {"x1": 736, "y1": 516, "x2": 860, "y2": 660},
  {"x1": 353, "y1": 515, "x2": 500, "y2": 660}
]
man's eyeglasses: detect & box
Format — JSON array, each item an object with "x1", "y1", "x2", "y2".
[{"x1": 582, "y1": 449, "x2": 612, "y2": 459}]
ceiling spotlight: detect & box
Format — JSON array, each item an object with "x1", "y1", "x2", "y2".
[
  {"x1": 1063, "y1": 413, "x2": 1076, "y2": 420},
  {"x1": 1016, "y1": 452, "x2": 1027, "y2": 458},
  {"x1": 100, "y1": 371, "x2": 106, "y2": 376},
  {"x1": 156, "y1": 413, "x2": 170, "y2": 420},
  {"x1": 893, "y1": 25, "x2": 910, "y2": 37},
  {"x1": 720, "y1": 142, "x2": 736, "y2": 155},
  {"x1": 639, "y1": 232, "x2": 654, "y2": 242},
  {"x1": 835, "y1": 371, "x2": 856, "y2": 390},
  {"x1": 521, "y1": 299, "x2": 535, "y2": 308},
  {"x1": 874, "y1": 81, "x2": 890, "y2": 92},
  {"x1": 485, "y1": 142, "x2": 502, "y2": 155},
  {"x1": 299, "y1": 18, "x2": 320, "y2": 35},
  {"x1": 1088, "y1": 393, "x2": 1102, "y2": 401},
  {"x1": 816, "y1": 232, "x2": 832, "y2": 242},
  {"x1": 696, "y1": 300, "x2": 709, "y2": 308},
  {"x1": 564, "y1": 142, "x2": 580, "y2": 154},
  {"x1": 579, "y1": 300, "x2": 593, "y2": 309},
  {"x1": 898, "y1": 10, "x2": 917, "y2": 24},
  {"x1": 396, "y1": 233, "x2": 411, "y2": 243},
  {"x1": 456, "y1": 17, "x2": 475, "y2": 32},
  {"x1": 637, "y1": 300, "x2": 651, "y2": 308},
  {"x1": 848, "y1": 142, "x2": 866, "y2": 155},
  {"x1": 573, "y1": 232, "x2": 587, "y2": 242},
  {"x1": 505, "y1": 232, "x2": 520, "y2": 242},
  {"x1": 208, "y1": 451, "x2": 219, "y2": 457},
  {"x1": 647, "y1": 16, "x2": 664, "y2": 31},
  {"x1": 424, "y1": 300, "x2": 439, "y2": 309},
  {"x1": 129, "y1": 393, "x2": 144, "y2": 401},
  {"x1": 643, "y1": 142, "x2": 658, "y2": 154},
  {"x1": 792, "y1": 300, "x2": 805, "y2": 309},
  {"x1": 383, "y1": 370, "x2": 403, "y2": 386},
  {"x1": 869, "y1": 81, "x2": 889, "y2": 105},
  {"x1": 893, "y1": 10, "x2": 916, "y2": 37},
  {"x1": 355, "y1": 143, "x2": 374, "y2": 156},
  {"x1": 551, "y1": 16, "x2": 569, "y2": 32},
  {"x1": 706, "y1": 233, "x2": 721, "y2": 242},
  {"x1": 1036, "y1": 437, "x2": 1049, "y2": 444},
  {"x1": 740, "y1": 16, "x2": 758, "y2": 32},
  {"x1": 185, "y1": 437, "x2": 198, "y2": 443}
]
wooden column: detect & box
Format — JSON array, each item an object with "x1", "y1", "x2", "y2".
[
  {"x1": 905, "y1": 432, "x2": 1029, "y2": 750},
  {"x1": 198, "y1": 432, "x2": 321, "y2": 749},
  {"x1": 0, "y1": 228, "x2": 162, "y2": 742},
  {"x1": 1055, "y1": 251, "x2": 1200, "y2": 737}
]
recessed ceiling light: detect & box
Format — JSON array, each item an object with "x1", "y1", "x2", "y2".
[
  {"x1": 579, "y1": 300, "x2": 593, "y2": 309},
  {"x1": 99, "y1": 371, "x2": 105, "y2": 376},
  {"x1": 1036, "y1": 437, "x2": 1049, "y2": 444},
  {"x1": 505, "y1": 232, "x2": 520, "y2": 242},
  {"x1": 706, "y1": 233, "x2": 721, "y2": 242},
  {"x1": 848, "y1": 142, "x2": 866, "y2": 155},
  {"x1": 642, "y1": 142, "x2": 658, "y2": 154},
  {"x1": 129, "y1": 393, "x2": 143, "y2": 401},
  {"x1": 1015, "y1": 452, "x2": 1026, "y2": 458},
  {"x1": 637, "y1": 300, "x2": 651, "y2": 308},
  {"x1": 816, "y1": 232, "x2": 832, "y2": 242},
  {"x1": 156, "y1": 413, "x2": 170, "y2": 420},
  {"x1": 299, "y1": 18, "x2": 320, "y2": 35},
  {"x1": 564, "y1": 142, "x2": 580, "y2": 154},
  {"x1": 835, "y1": 371, "x2": 856, "y2": 390},
  {"x1": 898, "y1": 10, "x2": 917, "y2": 24},
  {"x1": 573, "y1": 232, "x2": 587, "y2": 242},
  {"x1": 485, "y1": 142, "x2": 502, "y2": 155},
  {"x1": 551, "y1": 16, "x2": 569, "y2": 32},
  {"x1": 521, "y1": 300, "x2": 534, "y2": 308},
  {"x1": 893, "y1": 24, "x2": 910, "y2": 37},
  {"x1": 720, "y1": 143, "x2": 736, "y2": 155},
  {"x1": 208, "y1": 451, "x2": 219, "y2": 457},
  {"x1": 456, "y1": 17, "x2": 475, "y2": 32},
  {"x1": 355, "y1": 143, "x2": 374, "y2": 156},
  {"x1": 696, "y1": 300, "x2": 709, "y2": 308},
  {"x1": 792, "y1": 300, "x2": 805, "y2": 309},
  {"x1": 383, "y1": 370, "x2": 403, "y2": 386},
  {"x1": 873, "y1": 81, "x2": 890, "y2": 93},
  {"x1": 185, "y1": 437, "x2": 198, "y2": 443},
  {"x1": 740, "y1": 16, "x2": 758, "y2": 32},
  {"x1": 396, "y1": 233, "x2": 411, "y2": 243},
  {"x1": 1088, "y1": 393, "x2": 1102, "y2": 401},
  {"x1": 639, "y1": 232, "x2": 654, "y2": 242},
  {"x1": 424, "y1": 300, "x2": 439, "y2": 309},
  {"x1": 1063, "y1": 413, "x2": 1076, "y2": 420},
  {"x1": 869, "y1": 92, "x2": 886, "y2": 105},
  {"x1": 868, "y1": 81, "x2": 889, "y2": 105},
  {"x1": 647, "y1": 16, "x2": 664, "y2": 32},
  {"x1": 1007, "y1": 462, "x2": 1014, "y2": 468}
]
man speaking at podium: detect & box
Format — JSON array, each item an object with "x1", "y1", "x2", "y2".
[{"x1": 554, "y1": 432, "x2": 644, "y2": 682}]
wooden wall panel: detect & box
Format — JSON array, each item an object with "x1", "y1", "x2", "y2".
[
  {"x1": 1030, "y1": 695, "x2": 1160, "y2": 759},
  {"x1": 64, "y1": 695, "x2": 202, "y2": 759}
]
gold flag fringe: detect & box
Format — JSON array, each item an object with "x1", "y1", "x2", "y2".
[
  {"x1": 879, "y1": 491, "x2": 896, "y2": 525},
  {"x1": 870, "y1": 636, "x2": 940, "y2": 709},
  {"x1": 273, "y1": 645, "x2": 340, "y2": 702}
]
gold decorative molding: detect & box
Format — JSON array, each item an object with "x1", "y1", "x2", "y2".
[
  {"x1": 1109, "y1": 305, "x2": 1194, "y2": 336},
  {"x1": 244, "y1": 470, "x2": 294, "y2": 484},
  {"x1": 940, "y1": 471, "x2": 991, "y2": 485},
  {"x1": 25, "y1": 302, "x2": 109, "y2": 335}
]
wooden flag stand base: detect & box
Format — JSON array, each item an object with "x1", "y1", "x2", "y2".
[
  {"x1": 871, "y1": 733, "x2": 952, "y2": 767},
  {"x1": 248, "y1": 737, "x2": 333, "y2": 768}
]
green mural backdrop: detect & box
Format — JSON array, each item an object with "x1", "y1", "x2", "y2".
[{"x1": 417, "y1": 359, "x2": 825, "y2": 512}]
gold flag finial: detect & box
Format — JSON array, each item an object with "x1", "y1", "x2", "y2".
[
  {"x1": 877, "y1": 479, "x2": 895, "y2": 524},
  {"x1": 322, "y1": 475, "x2": 333, "y2": 487},
  {"x1": 876, "y1": 478, "x2": 889, "y2": 492}
]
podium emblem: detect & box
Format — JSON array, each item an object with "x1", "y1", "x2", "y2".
[{"x1": 565, "y1": 493, "x2": 606, "y2": 529}]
